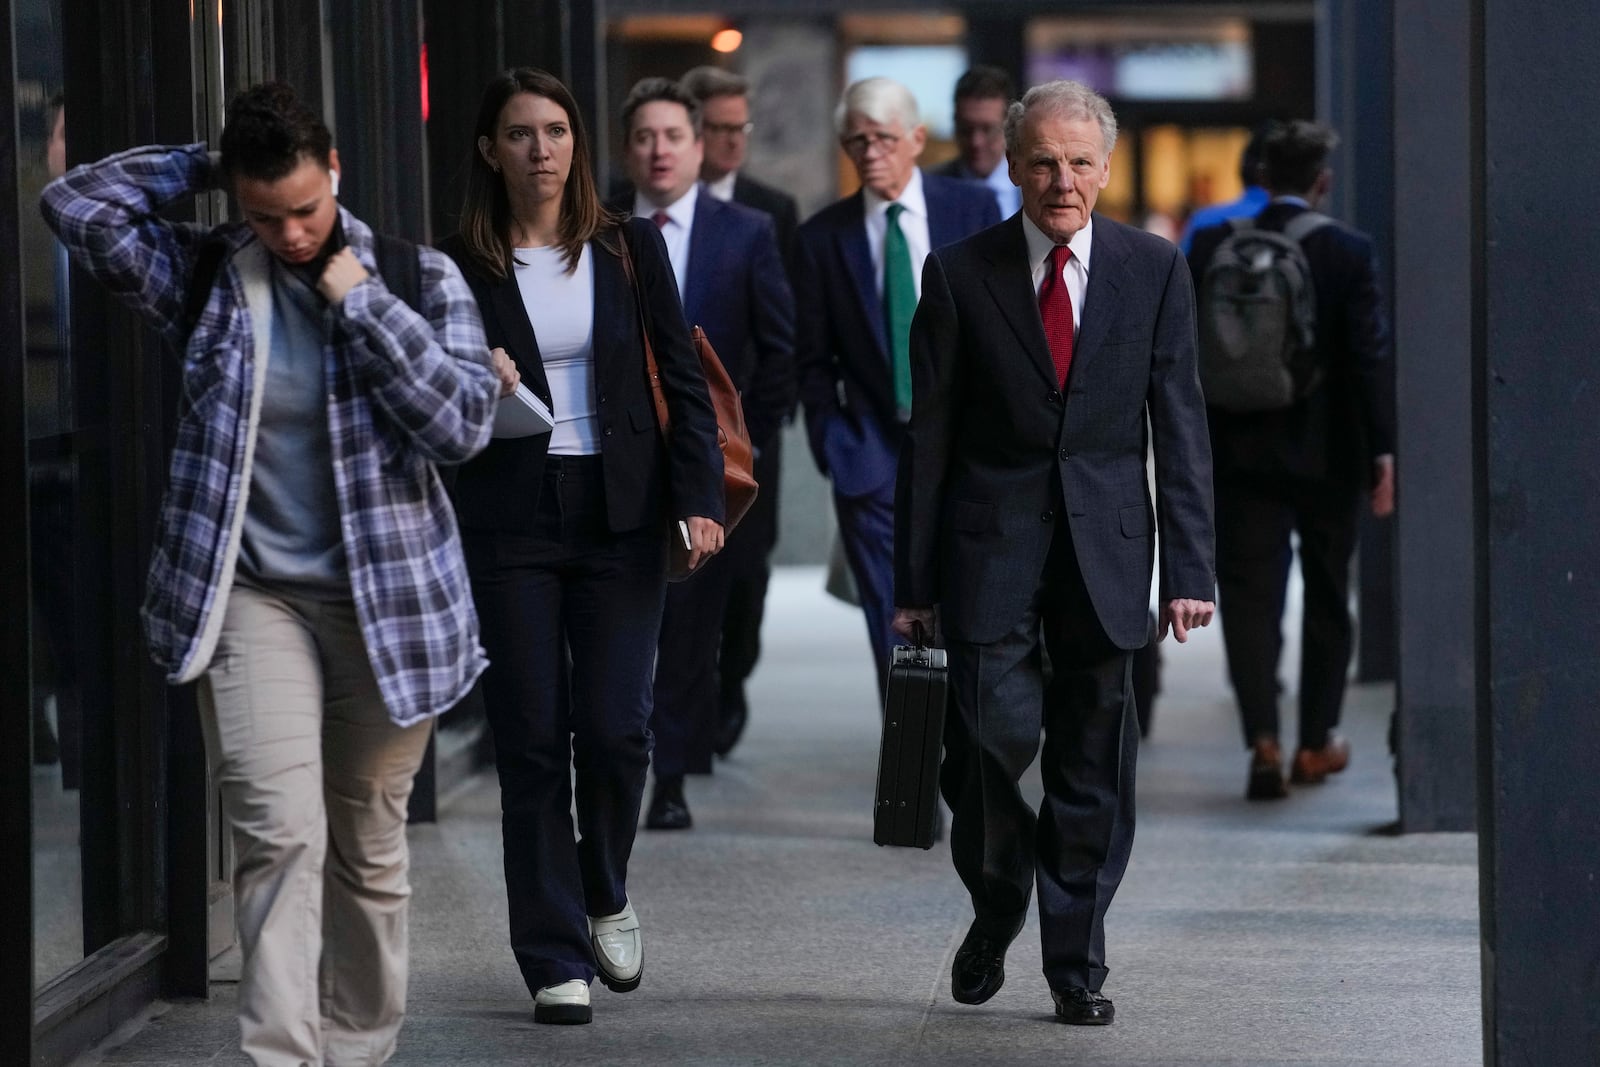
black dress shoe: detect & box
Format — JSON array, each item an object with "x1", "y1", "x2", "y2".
[
  {"x1": 712, "y1": 685, "x2": 748, "y2": 757},
  {"x1": 1052, "y1": 986, "x2": 1114, "y2": 1025},
  {"x1": 645, "y1": 775, "x2": 692, "y2": 830},
  {"x1": 951, "y1": 919, "x2": 1023, "y2": 1005}
]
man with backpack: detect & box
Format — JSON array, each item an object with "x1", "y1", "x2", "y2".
[
  {"x1": 42, "y1": 82, "x2": 505, "y2": 1064},
  {"x1": 1188, "y1": 120, "x2": 1395, "y2": 802}
]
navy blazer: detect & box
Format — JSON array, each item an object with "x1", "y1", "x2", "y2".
[
  {"x1": 794, "y1": 171, "x2": 999, "y2": 498},
  {"x1": 675, "y1": 194, "x2": 797, "y2": 453},
  {"x1": 438, "y1": 218, "x2": 723, "y2": 535},
  {"x1": 732, "y1": 172, "x2": 800, "y2": 267},
  {"x1": 1188, "y1": 201, "x2": 1394, "y2": 488},
  {"x1": 895, "y1": 214, "x2": 1216, "y2": 649}
]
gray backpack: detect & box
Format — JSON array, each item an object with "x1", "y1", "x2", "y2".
[{"x1": 1198, "y1": 211, "x2": 1332, "y2": 412}]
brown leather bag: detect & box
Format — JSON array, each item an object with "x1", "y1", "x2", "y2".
[{"x1": 619, "y1": 230, "x2": 759, "y2": 581}]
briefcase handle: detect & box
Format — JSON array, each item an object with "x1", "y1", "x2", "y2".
[{"x1": 912, "y1": 621, "x2": 928, "y2": 650}]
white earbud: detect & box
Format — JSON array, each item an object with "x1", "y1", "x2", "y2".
[{"x1": 331, "y1": 171, "x2": 341, "y2": 197}]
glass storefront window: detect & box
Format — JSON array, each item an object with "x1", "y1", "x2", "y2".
[{"x1": 16, "y1": 0, "x2": 85, "y2": 991}]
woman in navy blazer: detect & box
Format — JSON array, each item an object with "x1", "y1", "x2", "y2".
[{"x1": 439, "y1": 68, "x2": 723, "y2": 1026}]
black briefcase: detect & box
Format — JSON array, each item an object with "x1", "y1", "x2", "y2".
[{"x1": 873, "y1": 626, "x2": 948, "y2": 849}]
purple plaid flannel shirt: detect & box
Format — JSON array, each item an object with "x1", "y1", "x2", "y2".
[{"x1": 41, "y1": 143, "x2": 498, "y2": 726}]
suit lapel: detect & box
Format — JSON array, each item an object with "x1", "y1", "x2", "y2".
[
  {"x1": 592, "y1": 236, "x2": 631, "y2": 390},
  {"x1": 1073, "y1": 216, "x2": 1128, "y2": 379},
  {"x1": 837, "y1": 194, "x2": 888, "y2": 360},
  {"x1": 489, "y1": 268, "x2": 550, "y2": 399},
  {"x1": 982, "y1": 217, "x2": 1057, "y2": 388}
]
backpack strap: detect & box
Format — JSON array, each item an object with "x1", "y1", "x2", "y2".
[
  {"x1": 1225, "y1": 214, "x2": 1257, "y2": 235},
  {"x1": 1282, "y1": 210, "x2": 1334, "y2": 245},
  {"x1": 373, "y1": 232, "x2": 422, "y2": 315},
  {"x1": 183, "y1": 236, "x2": 230, "y2": 335}
]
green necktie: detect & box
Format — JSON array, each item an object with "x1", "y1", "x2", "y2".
[{"x1": 883, "y1": 202, "x2": 916, "y2": 414}]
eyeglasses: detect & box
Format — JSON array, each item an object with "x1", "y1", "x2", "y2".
[
  {"x1": 704, "y1": 121, "x2": 754, "y2": 138},
  {"x1": 954, "y1": 121, "x2": 1004, "y2": 141},
  {"x1": 841, "y1": 131, "x2": 901, "y2": 157}
]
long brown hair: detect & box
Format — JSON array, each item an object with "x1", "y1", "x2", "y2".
[{"x1": 459, "y1": 67, "x2": 622, "y2": 279}]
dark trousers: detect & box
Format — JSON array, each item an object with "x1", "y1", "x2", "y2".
[
  {"x1": 834, "y1": 483, "x2": 898, "y2": 702},
  {"x1": 718, "y1": 439, "x2": 781, "y2": 701},
  {"x1": 462, "y1": 455, "x2": 667, "y2": 993},
  {"x1": 652, "y1": 543, "x2": 738, "y2": 777},
  {"x1": 942, "y1": 525, "x2": 1139, "y2": 993},
  {"x1": 1214, "y1": 471, "x2": 1362, "y2": 750}
]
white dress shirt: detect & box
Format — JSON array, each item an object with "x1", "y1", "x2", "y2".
[
  {"x1": 864, "y1": 167, "x2": 931, "y2": 302},
  {"x1": 985, "y1": 165, "x2": 1022, "y2": 219},
  {"x1": 1022, "y1": 211, "x2": 1093, "y2": 331},
  {"x1": 633, "y1": 182, "x2": 699, "y2": 296},
  {"x1": 705, "y1": 171, "x2": 737, "y2": 202}
]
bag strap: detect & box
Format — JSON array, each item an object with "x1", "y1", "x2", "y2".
[
  {"x1": 373, "y1": 232, "x2": 422, "y2": 314},
  {"x1": 183, "y1": 236, "x2": 230, "y2": 335},
  {"x1": 1282, "y1": 210, "x2": 1334, "y2": 246},
  {"x1": 617, "y1": 226, "x2": 673, "y2": 437}
]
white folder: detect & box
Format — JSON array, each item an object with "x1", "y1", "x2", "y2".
[{"x1": 492, "y1": 383, "x2": 556, "y2": 439}]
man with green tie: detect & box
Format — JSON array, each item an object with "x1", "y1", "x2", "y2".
[{"x1": 794, "y1": 77, "x2": 999, "y2": 699}]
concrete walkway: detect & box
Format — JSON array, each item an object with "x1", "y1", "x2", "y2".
[{"x1": 78, "y1": 567, "x2": 1481, "y2": 1066}]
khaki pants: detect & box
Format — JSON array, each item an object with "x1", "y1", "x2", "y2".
[{"x1": 198, "y1": 582, "x2": 433, "y2": 1067}]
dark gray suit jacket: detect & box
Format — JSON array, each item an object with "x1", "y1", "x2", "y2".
[{"x1": 895, "y1": 213, "x2": 1215, "y2": 648}]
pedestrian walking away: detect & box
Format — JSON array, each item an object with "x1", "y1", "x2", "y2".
[
  {"x1": 1188, "y1": 120, "x2": 1396, "y2": 801},
  {"x1": 40, "y1": 81, "x2": 499, "y2": 1066},
  {"x1": 438, "y1": 67, "x2": 725, "y2": 1026}
]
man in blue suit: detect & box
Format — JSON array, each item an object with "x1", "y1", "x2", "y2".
[
  {"x1": 617, "y1": 78, "x2": 797, "y2": 829},
  {"x1": 795, "y1": 77, "x2": 999, "y2": 699}
]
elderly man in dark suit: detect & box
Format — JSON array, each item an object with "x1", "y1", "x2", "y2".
[
  {"x1": 894, "y1": 80, "x2": 1215, "y2": 1025},
  {"x1": 796, "y1": 76, "x2": 998, "y2": 700},
  {"x1": 1187, "y1": 120, "x2": 1395, "y2": 801},
  {"x1": 615, "y1": 78, "x2": 796, "y2": 830},
  {"x1": 679, "y1": 65, "x2": 802, "y2": 758}
]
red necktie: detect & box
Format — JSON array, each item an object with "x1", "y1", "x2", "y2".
[
  {"x1": 651, "y1": 210, "x2": 670, "y2": 229},
  {"x1": 1038, "y1": 244, "x2": 1075, "y2": 388}
]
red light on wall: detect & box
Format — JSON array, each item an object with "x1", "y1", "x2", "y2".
[{"x1": 421, "y1": 43, "x2": 430, "y2": 123}]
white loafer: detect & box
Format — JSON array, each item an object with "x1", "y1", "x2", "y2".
[
  {"x1": 589, "y1": 901, "x2": 643, "y2": 992},
  {"x1": 533, "y1": 979, "x2": 591, "y2": 1025}
]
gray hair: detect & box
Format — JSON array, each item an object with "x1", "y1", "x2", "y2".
[
  {"x1": 680, "y1": 66, "x2": 749, "y2": 103},
  {"x1": 1003, "y1": 79, "x2": 1118, "y2": 159},
  {"x1": 834, "y1": 76, "x2": 921, "y2": 135}
]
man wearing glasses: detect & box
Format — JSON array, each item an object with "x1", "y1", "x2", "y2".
[
  {"x1": 678, "y1": 65, "x2": 801, "y2": 759},
  {"x1": 794, "y1": 76, "x2": 998, "y2": 701},
  {"x1": 681, "y1": 66, "x2": 799, "y2": 262},
  {"x1": 933, "y1": 65, "x2": 1023, "y2": 219}
]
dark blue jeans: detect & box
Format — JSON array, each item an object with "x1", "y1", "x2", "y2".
[{"x1": 463, "y1": 454, "x2": 667, "y2": 993}]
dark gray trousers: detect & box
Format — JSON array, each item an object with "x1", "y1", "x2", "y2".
[{"x1": 942, "y1": 526, "x2": 1139, "y2": 992}]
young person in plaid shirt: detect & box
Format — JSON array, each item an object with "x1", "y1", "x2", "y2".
[{"x1": 41, "y1": 82, "x2": 505, "y2": 1066}]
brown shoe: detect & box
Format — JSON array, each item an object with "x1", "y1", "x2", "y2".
[
  {"x1": 1290, "y1": 735, "x2": 1351, "y2": 784},
  {"x1": 1246, "y1": 738, "x2": 1287, "y2": 801}
]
